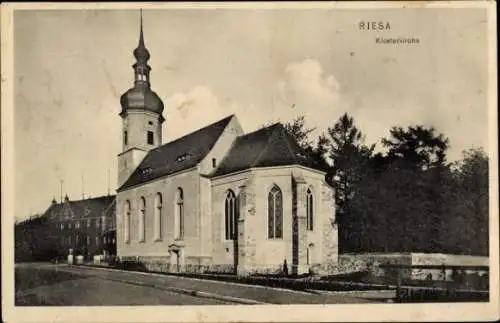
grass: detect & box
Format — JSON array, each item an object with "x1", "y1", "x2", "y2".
[{"x1": 15, "y1": 266, "x2": 84, "y2": 292}]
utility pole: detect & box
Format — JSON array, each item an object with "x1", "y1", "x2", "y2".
[
  {"x1": 107, "y1": 168, "x2": 110, "y2": 196},
  {"x1": 60, "y1": 180, "x2": 64, "y2": 203}
]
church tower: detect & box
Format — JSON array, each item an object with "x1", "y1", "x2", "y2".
[{"x1": 118, "y1": 10, "x2": 165, "y2": 188}]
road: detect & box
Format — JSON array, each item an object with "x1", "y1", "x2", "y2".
[{"x1": 15, "y1": 263, "x2": 394, "y2": 306}]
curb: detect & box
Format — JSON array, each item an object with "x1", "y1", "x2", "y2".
[
  {"x1": 60, "y1": 267, "x2": 265, "y2": 305},
  {"x1": 74, "y1": 264, "x2": 314, "y2": 295},
  {"x1": 104, "y1": 277, "x2": 265, "y2": 305}
]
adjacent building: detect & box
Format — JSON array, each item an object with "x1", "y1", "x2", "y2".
[
  {"x1": 43, "y1": 195, "x2": 117, "y2": 258},
  {"x1": 115, "y1": 15, "x2": 338, "y2": 276}
]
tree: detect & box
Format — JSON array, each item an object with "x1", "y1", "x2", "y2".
[
  {"x1": 283, "y1": 116, "x2": 315, "y2": 151},
  {"x1": 382, "y1": 125, "x2": 450, "y2": 170},
  {"x1": 375, "y1": 125, "x2": 451, "y2": 252},
  {"x1": 282, "y1": 116, "x2": 330, "y2": 171},
  {"x1": 444, "y1": 148, "x2": 489, "y2": 255},
  {"x1": 325, "y1": 113, "x2": 375, "y2": 252}
]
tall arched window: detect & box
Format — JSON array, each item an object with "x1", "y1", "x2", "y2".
[
  {"x1": 306, "y1": 188, "x2": 314, "y2": 231},
  {"x1": 139, "y1": 197, "x2": 146, "y2": 242},
  {"x1": 268, "y1": 185, "x2": 283, "y2": 239},
  {"x1": 175, "y1": 188, "x2": 184, "y2": 239},
  {"x1": 225, "y1": 190, "x2": 237, "y2": 240},
  {"x1": 154, "y1": 193, "x2": 162, "y2": 241},
  {"x1": 124, "y1": 200, "x2": 131, "y2": 243}
]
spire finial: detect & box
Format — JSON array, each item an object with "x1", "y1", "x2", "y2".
[
  {"x1": 134, "y1": 9, "x2": 150, "y2": 63},
  {"x1": 139, "y1": 8, "x2": 144, "y2": 46}
]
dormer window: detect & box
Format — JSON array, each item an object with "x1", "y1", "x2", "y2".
[
  {"x1": 140, "y1": 167, "x2": 153, "y2": 176},
  {"x1": 212, "y1": 158, "x2": 217, "y2": 168},
  {"x1": 176, "y1": 153, "x2": 192, "y2": 163}
]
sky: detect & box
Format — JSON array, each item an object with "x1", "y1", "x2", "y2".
[{"x1": 13, "y1": 7, "x2": 489, "y2": 220}]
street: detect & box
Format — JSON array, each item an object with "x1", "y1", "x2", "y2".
[{"x1": 15, "y1": 263, "x2": 394, "y2": 305}]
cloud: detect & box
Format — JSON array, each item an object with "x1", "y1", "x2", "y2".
[
  {"x1": 273, "y1": 58, "x2": 345, "y2": 137},
  {"x1": 163, "y1": 86, "x2": 233, "y2": 141}
]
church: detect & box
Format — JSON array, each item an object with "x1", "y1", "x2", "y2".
[{"x1": 116, "y1": 14, "x2": 338, "y2": 276}]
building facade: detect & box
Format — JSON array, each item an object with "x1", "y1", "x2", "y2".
[
  {"x1": 43, "y1": 195, "x2": 117, "y2": 259},
  {"x1": 116, "y1": 15, "x2": 338, "y2": 276}
]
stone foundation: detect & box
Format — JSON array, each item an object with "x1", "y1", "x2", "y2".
[{"x1": 117, "y1": 255, "x2": 297, "y2": 276}]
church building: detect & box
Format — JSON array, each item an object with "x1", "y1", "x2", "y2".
[{"x1": 116, "y1": 14, "x2": 338, "y2": 276}]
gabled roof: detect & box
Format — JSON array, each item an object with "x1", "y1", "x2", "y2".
[
  {"x1": 211, "y1": 123, "x2": 320, "y2": 177},
  {"x1": 119, "y1": 115, "x2": 234, "y2": 191},
  {"x1": 44, "y1": 195, "x2": 116, "y2": 221}
]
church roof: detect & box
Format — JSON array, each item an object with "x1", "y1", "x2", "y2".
[
  {"x1": 210, "y1": 122, "x2": 321, "y2": 177},
  {"x1": 44, "y1": 195, "x2": 116, "y2": 221},
  {"x1": 118, "y1": 115, "x2": 234, "y2": 191}
]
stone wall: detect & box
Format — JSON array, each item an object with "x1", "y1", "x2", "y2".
[
  {"x1": 320, "y1": 182, "x2": 338, "y2": 275},
  {"x1": 339, "y1": 253, "x2": 489, "y2": 284},
  {"x1": 410, "y1": 253, "x2": 489, "y2": 281},
  {"x1": 339, "y1": 253, "x2": 412, "y2": 283}
]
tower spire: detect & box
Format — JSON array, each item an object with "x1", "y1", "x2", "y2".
[
  {"x1": 133, "y1": 9, "x2": 150, "y2": 65},
  {"x1": 139, "y1": 8, "x2": 144, "y2": 47}
]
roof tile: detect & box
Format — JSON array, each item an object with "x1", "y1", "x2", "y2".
[
  {"x1": 211, "y1": 123, "x2": 320, "y2": 177},
  {"x1": 119, "y1": 115, "x2": 234, "y2": 190}
]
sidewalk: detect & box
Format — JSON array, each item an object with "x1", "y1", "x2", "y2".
[{"x1": 63, "y1": 265, "x2": 382, "y2": 304}]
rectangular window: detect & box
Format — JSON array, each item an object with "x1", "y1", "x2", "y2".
[
  {"x1": 87, "y1": 219, "x2": 91, "y2": 228},
  {"x1": 124, "y1": 131, "x2": 128, "y2": 146},
  {"x1": 76, "y1": 221, "x2": 80, "y2": 229},
  {"x1": 147, "y1": 131, "x2": 154, "y2": 145},
  {"x1": 212, "y1": 158, "x2": 217, "y2": 168}
]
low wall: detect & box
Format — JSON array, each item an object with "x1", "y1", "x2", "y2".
[
  {"x1": 339, "y1": 253, "x2": 412, "y2": 283},
  {"x1": 339, "y1": 253, "x2": 489, "y2": 287},
  {"x1": 411, "y1": 253, "x2": 489, "y2": 280}
]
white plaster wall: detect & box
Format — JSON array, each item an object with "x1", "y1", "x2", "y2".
[
  {"x1": 245, "y1": 166, "x2": 329, "y2": 269},
  {"x1": 210, "y1": 171, "x2": 250, "y2": 265},
  {"x1": 116, "y1": 168, "x2": 201, "y2": 259},
  {"x1": 117, "y1": 148, "x2": 147, "y2": 188},
  {"x1": 199, "y1": 116, "x2": 244, "y2": 175},
  {"x1": 199, "y1": 176, "x2": 212, "y2": 258},
  {"x1": 123, "y1": 111, "x2": 163, "y2": 151}
]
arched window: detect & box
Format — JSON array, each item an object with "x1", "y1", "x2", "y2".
[
  {"x1": 124, "y1": 200, "x2": 131, "y2": 243},
  {"x1": 139, "y1": 197, "x2": 146, "y2": 242},
  {"x1": 306, "y1": 188, "x2": 314, "y2": 231},
  {"x1": 154, "y1": 193, "x2": 162, "y2": 241},
  {"x1": 225, "y1": 190, "x2": 237, "y2": 240},
  {"x1": 268, "y1": 185, "x2": 283, "y2": 239},
  {"x1": 175, "y1": 188, "x2": 184, "y2": 239}
]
